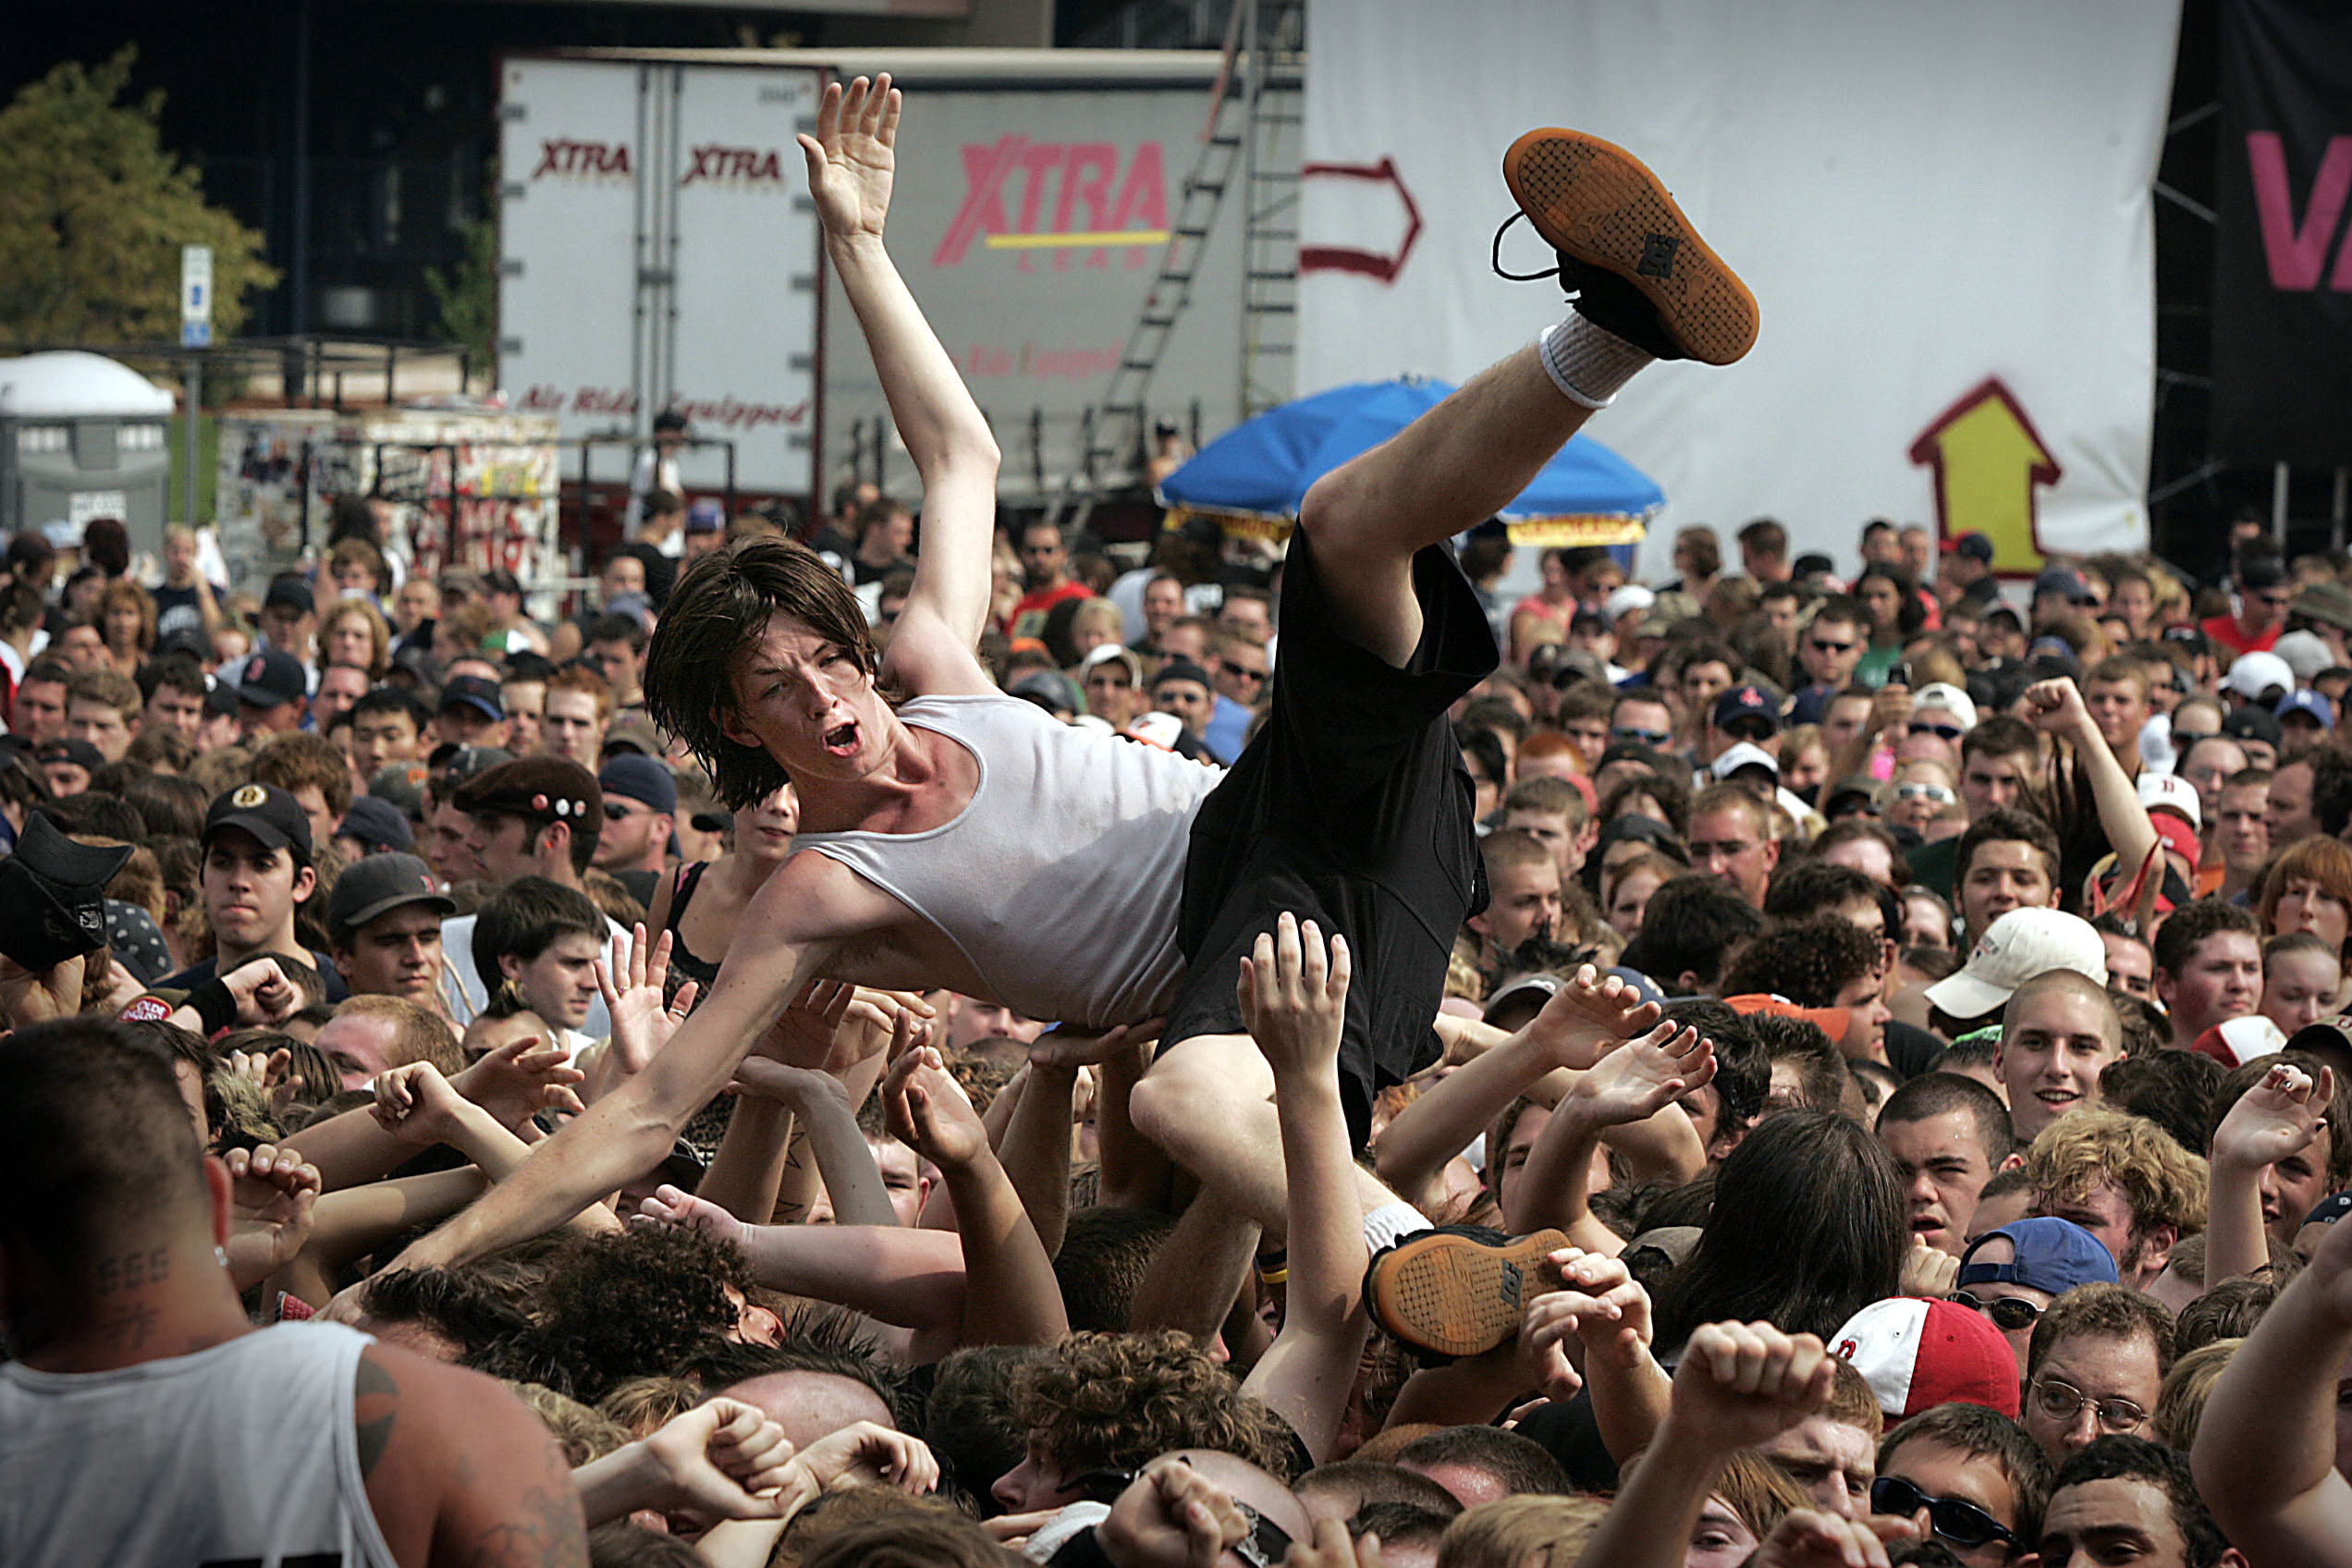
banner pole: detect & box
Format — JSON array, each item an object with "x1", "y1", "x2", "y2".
[
  {"x1": 2334, "y1": 469, "x2": 2347, "y2": 552},
  {"x1": 2272, "y1": 461, "x2": 2289, "y2": 549}
]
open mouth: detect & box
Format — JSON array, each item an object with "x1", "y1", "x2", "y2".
[{"x1": 823, "y1": 720, "x2": 860, "y2": 756}]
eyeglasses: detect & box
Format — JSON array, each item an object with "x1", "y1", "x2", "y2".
[
  {"x1": 2028, "y1": 1375, "x2": 2150, "y2": 1434},
  {"x1": 1909, "y1": 721, "x2": 1966, "y2": 741},
  {"x1": 1869, "y1": 1476, "x2": 2017, "y2": 1550},
  {"x1": 1072, "y1": 1470, "x2": 1294, "y2": 1566},
  {"x1": 1612, "y1": 726, "x2": 1672, "y2": 746},
  {"x1": 1950, "y1": 1289, "x2": 2043, "y2": 1332},
  {"x1": 1894, "y1": 781, "x2": 1956, "y2": 804}
]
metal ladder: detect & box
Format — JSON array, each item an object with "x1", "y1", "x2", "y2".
[{"x1": 1048, "y1": 0, "x2": 1305, "y2": 534}]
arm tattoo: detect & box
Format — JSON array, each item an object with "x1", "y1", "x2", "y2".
[
  {"x1": 464, "y1": 1484, "x2": 588, "y2": 1568},
  {"x1": 353, "y1": 1354, "x2": 398, "y2": 1478}
]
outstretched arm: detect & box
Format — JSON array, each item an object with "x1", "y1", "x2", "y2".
[
  {"x1": 2194, "y1": 1206, "x2": 2352, "y2": 1568},
  {"x1": 370, "y1": 858, "x2": 865, "y2": 1275},
  {"x1": 801, "y1": 76, "x2": 999, "y2": 682},
  {"x1": 1507, "y1": 1023, "x2": 1713, "y2": 1251},
  {"x1": 2027, "y1": 676, "x2": 2161, "y2": 875},
  {"x1": 1238, "y1": 914, "x2": 1369, "y2": 1464}
]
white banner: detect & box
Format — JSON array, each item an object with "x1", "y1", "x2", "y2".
[{"x1": 1300, "y1": 0, "x2": 2179, "y2": 580}]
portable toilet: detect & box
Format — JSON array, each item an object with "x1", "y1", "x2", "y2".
[{"x1": 0, "y1": 351, "x2": 176, "y2": 555}]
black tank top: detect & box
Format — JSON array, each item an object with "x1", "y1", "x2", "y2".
[{"x1": 664, "y1": 861, "x2": 723, "y2": 994}]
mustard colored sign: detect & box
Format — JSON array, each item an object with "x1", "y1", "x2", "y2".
[{"x1": 1906, "y1": 376, "x2": 2063, "y2": 574}]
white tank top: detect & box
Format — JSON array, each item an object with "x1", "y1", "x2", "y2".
[
  {"x1": 0, "y1": 1321, "x2": 400, "y2": 1568},
  {"x1": 795, "y1": 692, "x2": 1223, "y2": 1026}
]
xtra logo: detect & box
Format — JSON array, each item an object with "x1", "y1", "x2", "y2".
[
  {"x1": 532, "y1": 139, "x2": 633, "y2": 179},
  {"x1": 681, "y1": 144, "x2": 790, "y2": 187},
  {"x1": 931, "y1": 137, "x2": 1170, "y2": 269}
]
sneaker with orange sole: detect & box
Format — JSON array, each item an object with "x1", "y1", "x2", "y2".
[
  {"x1": 1365, "y1": 1224, "x2": 1572, "y2": 1360},
  {"x1": 1501, "y1": 128, "x2": 1758, "y2": 366}
]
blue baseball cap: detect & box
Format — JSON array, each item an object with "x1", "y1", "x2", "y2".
[
  {"x1": 1956, "y1": 1217, "x2": 2119, "y2": 1295},
  {"x1": 2276, "y1": 688, "x2": 2336, "y2": 729}
]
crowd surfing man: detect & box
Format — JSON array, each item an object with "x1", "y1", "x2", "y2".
[{"x1": 2, "y1": 71, "x2": 2348, "y2": 1568}]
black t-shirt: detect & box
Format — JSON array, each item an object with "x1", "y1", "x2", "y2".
[{"x1": 160, "y1": 949, "x2": 350, "y2": 1003}]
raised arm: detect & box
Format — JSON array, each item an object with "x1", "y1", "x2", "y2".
[
  {"x1": 1507, "y1": 1023, "x2": 1713, "y2": 1252},
  {"x1": 2206, "y1": 1061, "x2": 2334, "y2": 1288},
  {"x1": 2027, "y1": 676, "x2": 2160, "y2": 874},
  {"x1": 2194, "y1": 1200, "x2": 2352, "y2": 1568},
  {"x1": 1237, "y1": 914, "x2": 1369, "y2": 1464},
  {"x1": 801, "y1": 76, "x2": 999, "y2": 680},
  {"x1": 373, "y1": 858, "x2": 864, "y2": 1275}
]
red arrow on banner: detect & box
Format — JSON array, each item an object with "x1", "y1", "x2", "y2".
[
  {"x1": 1299, "y1": 157, "x2": 1423, "y2": 283},
  {"x1": 1907, "y1": 376, "x2": 2063, "y2": 574}
]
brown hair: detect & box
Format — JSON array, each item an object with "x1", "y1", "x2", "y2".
[
  {"x1": 1436, "y1": 1494, "x2": 1612, "y2": 1568},
  {"x1": 96, "y1": 578, "x2": 155, "y2": 653},
  {"x1": 2258, "y1": 836, "x2": 2352, "y2": 963},
  {"x1": 545, "y1": 663, "x2": 616, "y2": 721},
  {"x1": 251, "y1": 730, "x2": 355, "y2": 817},
  {"x1": 2026, "y1": 1108, "x2": 2209, "y2": 1241},
  {"x1": 318, "y1": 596, "x2": 392, "y2": 680},
  {"x1": 645, "y1": 541, "x2": 880, "y2": 808},
  {"x1": 1007, "y1": 1328, "x2": 1299, "y2": 1479},
  {"x1": 65, "y1": 667, "x2": 140, "y2": 725}
]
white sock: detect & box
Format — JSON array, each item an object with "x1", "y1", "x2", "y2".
[
  {"x1": 1364, "y1": 1201, "x2": 1434, "y2": 1255},
  {"x1": 1539, "y1": 314, "x2": 1653, "y2": 409}
]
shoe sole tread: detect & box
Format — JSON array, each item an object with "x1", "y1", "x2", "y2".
[
  {"x1": 1503, "y1": 129, "x2": 1758, "y2": 366},
  {"x1": 1368, "y1": 1228, "x2": 1570, "y2": 1358}
]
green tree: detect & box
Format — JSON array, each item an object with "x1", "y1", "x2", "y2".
[
  {"x1": 425, "y1": 211, "x2": 498, "y2": 372},
  {"x1": 0, "y1": 47, "x2": 276, "y2": 344}
]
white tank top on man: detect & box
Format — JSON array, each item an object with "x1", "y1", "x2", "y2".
[
  {"x1": 0, "y1": 1320, "x2": 399, "y2": 1568},
  {"x1": 795, "y1": 692, "x2": 1223, "y2": 1028}
]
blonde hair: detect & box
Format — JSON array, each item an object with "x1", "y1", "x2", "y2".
[
  {"x1": 318, "y1": 595, "x2": 392, "y2": 680},
  {"x1": 2027, "y1": 1108, "x2": 2209, "y2": 1239},
  {"x1": 2152, "y1": 1337, "x2": 2240, "y2": 1450},
  {"x1": 1437, "y1": 1494, "x2": 1614, "y2": 1568}
]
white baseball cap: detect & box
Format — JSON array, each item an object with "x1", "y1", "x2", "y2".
[
  {"x1": 1710, "y1": 741, "x2": 1780, "y2": 780},
  {"x1": 2228, "y1": 650, "x2": 2296, "y2": 702},
  {"x1": 2275, "y1": 629, "x2": 2334, "y2": 683},
  {"x1": 1605, "y1": 584, "x2": 1656, "y2": 622},
  {"x1": 1922, "y1": 908, "x2": 2108, "y2": 1021},
  {"x1": 1909, "y1": 682, "x2": 1978, "y2": 732},
  {"x1": 2138, "y1": 770, "x2": 2200, "y2": 831}
]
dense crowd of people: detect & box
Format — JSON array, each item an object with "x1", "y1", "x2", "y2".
[{"x1": 5, "y1": 74, "x2": 2352, "y2": 1568}]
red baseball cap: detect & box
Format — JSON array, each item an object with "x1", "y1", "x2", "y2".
[{"x1": 1831, "y1": 1296, "x2": 2020, "y2": 1420}]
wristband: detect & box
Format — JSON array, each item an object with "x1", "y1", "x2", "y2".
[{"x1": 185, "y1": 978, "x2": 238, "y2": 1036}]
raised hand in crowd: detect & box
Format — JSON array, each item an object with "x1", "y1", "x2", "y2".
[
  {"x1": 448, "y1": 1033, "x2": 588, "y2": 1133},
  {"x1": 222, "y1": 1141, "x2": 323, "y2": 1290},
  {"x1": 594, "y1": 923, "x2": 695, "y2": 1084}
]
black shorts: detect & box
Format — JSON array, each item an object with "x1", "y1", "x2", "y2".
[{"x1": 1161, "y1": 529, "x2": 1498, "y2": 1147}]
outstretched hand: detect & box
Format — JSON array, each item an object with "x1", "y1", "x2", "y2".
[
  {"x1": 598, "y1": 925, "x2": 696, "y2": 1077},
  {"x1": 222, "y1": 1142, "x2": 324, "y2": 1287},
  {"x1": 636, "y1": 1182, "x2": 751, "y2": 1253},
  {"x1": 1096, "y1": 1454, "x2": 1251, "y2": 1568},
  {"x1": 1236, "y1": 912, "x2": 1349, "y2": 1083},
  {"x1": 449, "y1": 1035, "x2": 587, "y2": 1130},
  {"x1": 1523, "y1": 1246, "x2": 1656, "y2": 1397},
  {"x1": 798, "y1": 74, "x2": 900, "y2": 241},
  {"x1": 883, "y1": 1041, "x2": 990, "y2": 1171},
  {"x1": 1568, "y1": 1022, "x2": 1714, "y2": 1126},
  {"x1": 1523, "y1": 963, "x2": 1665, "y2": 1072},
  {"x1": 0, "y1": 949, "x2": 85, "y2": 1026},
  {"x1": 2211, "y1": 1060, "x2": 2334, "y2": 1173},
  {"x1": 1749, "y1": 1510, "x2": 1917, "y2": 1568},
  {"x1": 638, "y1": 1398, "x2": 801, "y2": 1523}
]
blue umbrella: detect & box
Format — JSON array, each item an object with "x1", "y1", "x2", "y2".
[{"x1": 1156, "y1": 377, "x2": 1663, "y2": 545}]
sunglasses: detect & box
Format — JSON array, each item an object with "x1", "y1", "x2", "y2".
[
  {"x1": 1950, "y1": 1289, "x2": 2042, "y2": 1331},
  {"x1": 1612, "y1": 726, "x2": 1672, "y2": 746},
  {"x1": 1072, "y1": 1470, "x2": 1293, "y2": 1566},
  {"x1": 1909, "y1": 721, "x2": 1966, "y2": 741},
  {"x1": 1722, "y1": 717, "x2": 1776, "y2": 743},
  {"x1": 1808, "y1": 638, "x2": 1858, "y2": 655},
  {"x1": 1869, "y1": 1476, "x2": 2017, "y2": 1550}
]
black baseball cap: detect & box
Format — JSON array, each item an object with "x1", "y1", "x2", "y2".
[
  {"x1": 1711, "y1": 684, "x2": 1782, "y2": 734},
  {"x1": 2222, "y1": 705, "x2": 2285, "y2": 749},
  {"x1": 438, "y1": 674, "x2": 505, "y2": 722},
  {"x1": 33, "y1": 738, "x2": 104, "y2": 775},
  {"x1": 227, "y1": 645, "x2": 309, "y2": 710},
  {"x1": 337, "y1": 794, "x2": 415, "y2": 852},
  {"x1": 263, "y1": 574, "x2": 315, "y2": 617},
  {"x1": 1942, "y1": 532, "x2": 1994, "y2": 564},
  {"x1": 326, "y1": 851, "x2": 454, "y2": 936},
  {"x1": 203, "y1": 781, "x2": 313, "y2": 864},
  {"x1": 600, "y1": 753, "x2": 678, "y2": 815}
]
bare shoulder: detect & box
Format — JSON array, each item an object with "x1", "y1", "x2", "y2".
[
  {"x1": 356, "y1": 1341, "x2": 587, "y2": 1568},
  {"x1": 880, "y1": 600, "x2": 1000, "y2": 698}
]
